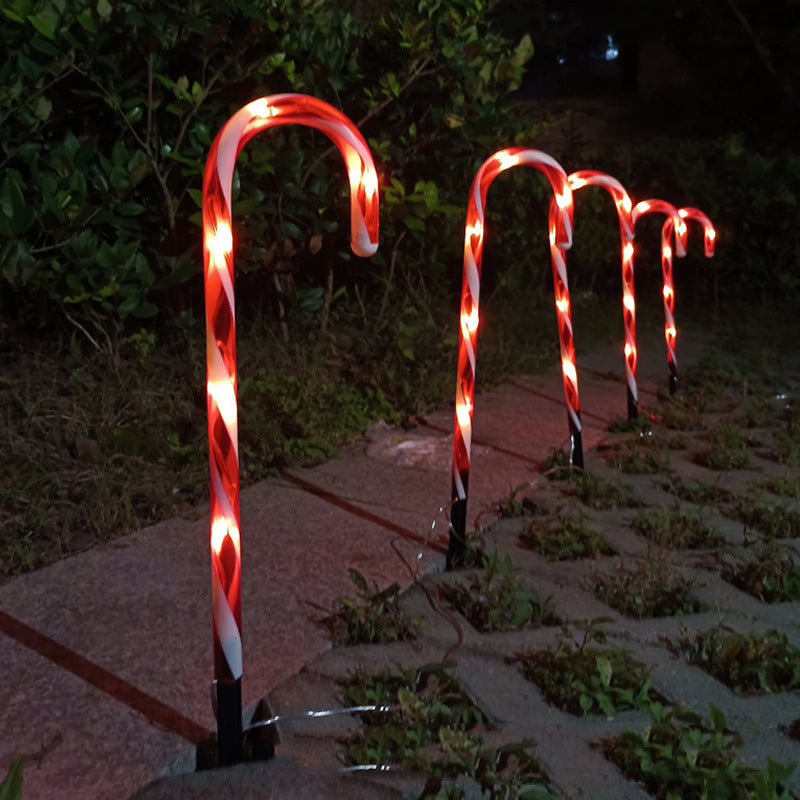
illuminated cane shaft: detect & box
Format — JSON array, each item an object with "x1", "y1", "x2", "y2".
[
  {"x1": 548, "y1": 202, "x2": 582, "y2": 468},
  {"x1": 632, "y1": 200, "x2": 687, "y2": 395},
  {"x1": 661, "y1": 207, "x2": 716, "y2": 394},
  {"x1": 449, "y1": 147, "x2": 573, "y2": 568},
  {"x1": 203, "y1": 94, "x2": 379, "y2": 764},
  {"x1": 567, "y1": 171, "x2": 637, "y2": 418}
]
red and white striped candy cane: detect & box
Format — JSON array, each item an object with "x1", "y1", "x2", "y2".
[
  {"x1": 632, "y1": 199, "x2": 688, "y2": 395},
  {"x1": 568, "y1": 171, "x2": 637, "y2": 418},
  {"x1": 660, "y1": 206, "x2": 716, "y2": 389},
  {"x1": 203, "y1": 94, "x2": 379, "y2": 763},
  {"x1": 678, "y1": 207, "x2": 716, "y2": 258},
  {"x1": 449, "y1": 147, "x2": 573, "y2": 567}
]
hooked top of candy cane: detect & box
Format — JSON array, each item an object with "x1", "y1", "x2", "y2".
[
  {"x1": 632, "y1": 198, "x2": 688, "y2": 257},
  {"x1": 568, "y1": 169, "x2": 634, "y2": 242},
  {"x1": 470, "y1": 147, "x2": 573, "y2": 249},
  {"x1": 204, "y1": 93, "x2": 379, "y2": 259},
  {"x1": 678, "y1": 206, "x2": 716, "y2": 258}
]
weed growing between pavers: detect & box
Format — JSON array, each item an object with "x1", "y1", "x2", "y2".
[
  {"x1": 512, "y1": 620, "x2": 660, "y2": 716},
  {"x1": 694, "y1": 422, "x2": 753, "y2": 471},
  {"x1": 342, "y1": 662, "x2": 558, "y2": 799},
  {"x1": 608, "y1": 415, "x2": 654, "y2": 435},
  {"x1": 540, "y1": 446, "x2": 571, "y2": 481},
  {"x1": 632, "y1": 507, "x2": 724, "y2": 550},
  {"x1": 722, "y1": 544, "x2": 800, "y2": 603},
  {"x1": 440, "y1": 552, "x2": 556, "y2": 632},
  {"x1": 600, "y1": 704, "x2": 797, "y2": 800},
  {"x1": 764, "y1": 475, "x2": 800, "y2": 498},
  {"x1": 663, "y1": 476, "x2": 734, "y2": 507},
  {"x1": 565, "y1": 470, "x2": 640, "y2": 510},
  {"x1": 496, "y1": 483, "x2": 551, "y2": 519},
  {"x1": 322, "y1": 568, "x2": 419, "y2": 646},
  {"x1": 651, "y1": 398, "x2": 706, "y2": 431},
  {"x1": 674, "y1": 626, "x2": 800, "y2": 695},
  {"x1": 518, "y1": 512, "x2": 614, "y2": 560},
  {"x1": 590, "y1": 556, "x2": 701, "y2": 618},
  {"x1": 603, "y1": 437, "x2": 673, "y2": 475},
  {"x1": 735, "y1": 396, "x2": 780, "y2": 429},
  {"x1": 728, "y1": 496, "x2": 800, "y2": 539}
]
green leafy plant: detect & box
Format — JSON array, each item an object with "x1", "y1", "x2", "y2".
[
  {"x1": 496, "y1": 483, "x2": 544, "y2": 519},
  {"x1": 663, "y1": 477, "x2": 733, "y2": 507},
  {"x1": 728, "y1": 496, "x2": 800, "y2": 540},
  {"x1": 601, "y1": 704, "x2": 796, "y2": 800},
  {"x1": 694, "y1": 422, "x2": 753, "y2": 471},
  {"x1": 632, "y1": 507, "x2": 723, "y2": 550},
  {"x1": 722, "y1": 544, "x2": 800, "y2": 603},
  {"x1": 342, "y1": 662, "x2": 558, "y2": 800},
  {"x1": 0, "y1": 758, "x2": 24, "y2": 800},
  {"x1": 605, "y1": 438, "x2": 672, "y2": 475},
  {"x1": 323, "y1": 568, "x2": 417, "y2": 646},
  {"x1": 676, "y1": 626, "x2": 800, "y2": 695},
  {"x1": 608, "y1": 415, "x2": 653, "y2": 435},
  {"x1": 565, "y1": 470, "x2": 640, "y2": 511},
  {"x1": 652, "y1": 399, "x2": 705, "y2": 431},
  {"x1": 763, "y1": 475, "x2": 800, "y2": 498},
  {"x1": 440, "y1": 552, "x2": 556, "y2": 632},
  {"x1": 519, "y1": 512, "x2": 614, "y2": 560},
  {"x1": 540, "y1": 447, "x2": 571, "y2": 480},
  {"x1": 514, "y1": 619, "x2": 659, "y2": 716},
  {"x1": 591, "y1": 557, "x2": 701, "y2": 618}
]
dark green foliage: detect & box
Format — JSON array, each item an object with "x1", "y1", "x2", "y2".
[
  {"x1": 566, "y1": 470, "x2": 640, "y2": 510},
  {"x1": 632, "y1": 508, "x2": 723, "y2": 550},
  {"x1": 519, "y1": 512, "x2": 614, "y2": 561},
  {"x1": 441, "y1": 551, "x2": 556, "y2": 632},
  {"x1": 591, "y1": 558, "x2": 700, "y2": 619},
  {"x1": 342, "y1": 662, "x2": 558, "y2": 799},
  {"x1": 323, "y1": 568, "x2": 417, "y2": 646},
  {"x1": 723, "y1": 545, "x2": 800, "y2": 603},
  {"x1": 729, "y1": 496, "x2": 800, "y2": 540},
  {"x1": 0, "y1": 758, "x2": 24, "y2": 800},
  {"x1": 515, "y1": 621, "x2": 659, "y2": 717},
  {"x1": 601, "y1": 704, "x2": 797, "y2": 800},
  {"x1": 0, "y1": 0, "x2": 535, "y2": 329},
  {"x1": 678, "y1": 626, "x2": 800, "y2": 695},
  {"x1": 694, "y1": 423, "x2": 753, "y2": 471},
  {"x1": 664, "y1": 477, "x2": 733, "y2": 507}
]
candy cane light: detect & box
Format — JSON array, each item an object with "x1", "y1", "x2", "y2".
[
  {"x1": 660, "y1": 206, "x2": 716, "y2": 391},
  {"x1": 631, "y1": 199, "x2": 688, "y2": 395},
  {"x1": 203, "y1": 94, "x2": 379, "y2": 765},
  {"x1": 567, "y1": 171, "x2": 637, "y2": 418},
  {"x1": 449, "y1": 147, "x2": 573, "y2": 567}
]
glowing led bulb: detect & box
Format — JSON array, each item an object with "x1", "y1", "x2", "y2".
[
  {"x1": 623, "y1": 242, "x2": 634, "y2": 260},
  {"x1": 498, "y1": 152, "x2": 520, "y2": 170},
  {"x1": 556, "y1": 296, "x2": 570, "y2": 314},
  {"x1": 635, "y1": 201, "x2": 651, "y2": 214},
  {"x1": 624, "y1": 342, "x2": 635, "y2": 358},
  {"x1": 462, "y1": 306, "x2": 479, "y2": 334},
  {"x1": 247, "y1": 98, "x2": 274, "y2": 119},
  {"x1": 555, "y1": 192, "x2": 570, "y2": 210},
  {"x1": 621, "y1": 195, "x2": 632, "y2": 213},
  {"x1": 362, "y1": 167, "x2": 378, "y2": 199},
  {"x1": 207, "y1": 221, "x2": 233, "y2": 265},
  {"x1": 208, "y1": 377, "x2": 237, "y2": 427},
  {"x1": 663, "y1": 244, "x2": 672, "y2": 259},
  {"x1": 467, "y1": 219, "x2": 483, "y2": 242},
  {"x1": 663, "y1": 285, "x2": 673, "y2": 300},
  {"x1": 666, "y1": 325, "x2": 677, "y2": 340},
  {"x1": 456, "y1": 401, "x2": 472, "y2": 428},
  {"x1": 623, "y1": 294, "x2": 635, "y2": 312},
  {"x1": 210, "y1": 517, "x2": 240, "y2": 554},
  {"x1": 569, "y1": 176, "x2": 587, "y2": 190},
  {"x1": 562, "y1": 358, "x2": 577, "y2": 384},
  {"x1": 707, "y1": 228, "x2": 716, "y2": 242}
]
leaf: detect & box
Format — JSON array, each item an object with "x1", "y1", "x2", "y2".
[
  {"x1": 0, "y1": 757, "x2": 24, "y2": 800},
  {"x1": 596, "y1": 655, "x2": 613, "y2": 688},
  {"x1": 32, "y1": 95, "x2": 52, "y2": 121},
  {"x1": 27, "y1": 13, "x2": 55, "y2": 39},
  {"x1": 96, "y1": 0, "x2": 112, "y2": 19}
]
